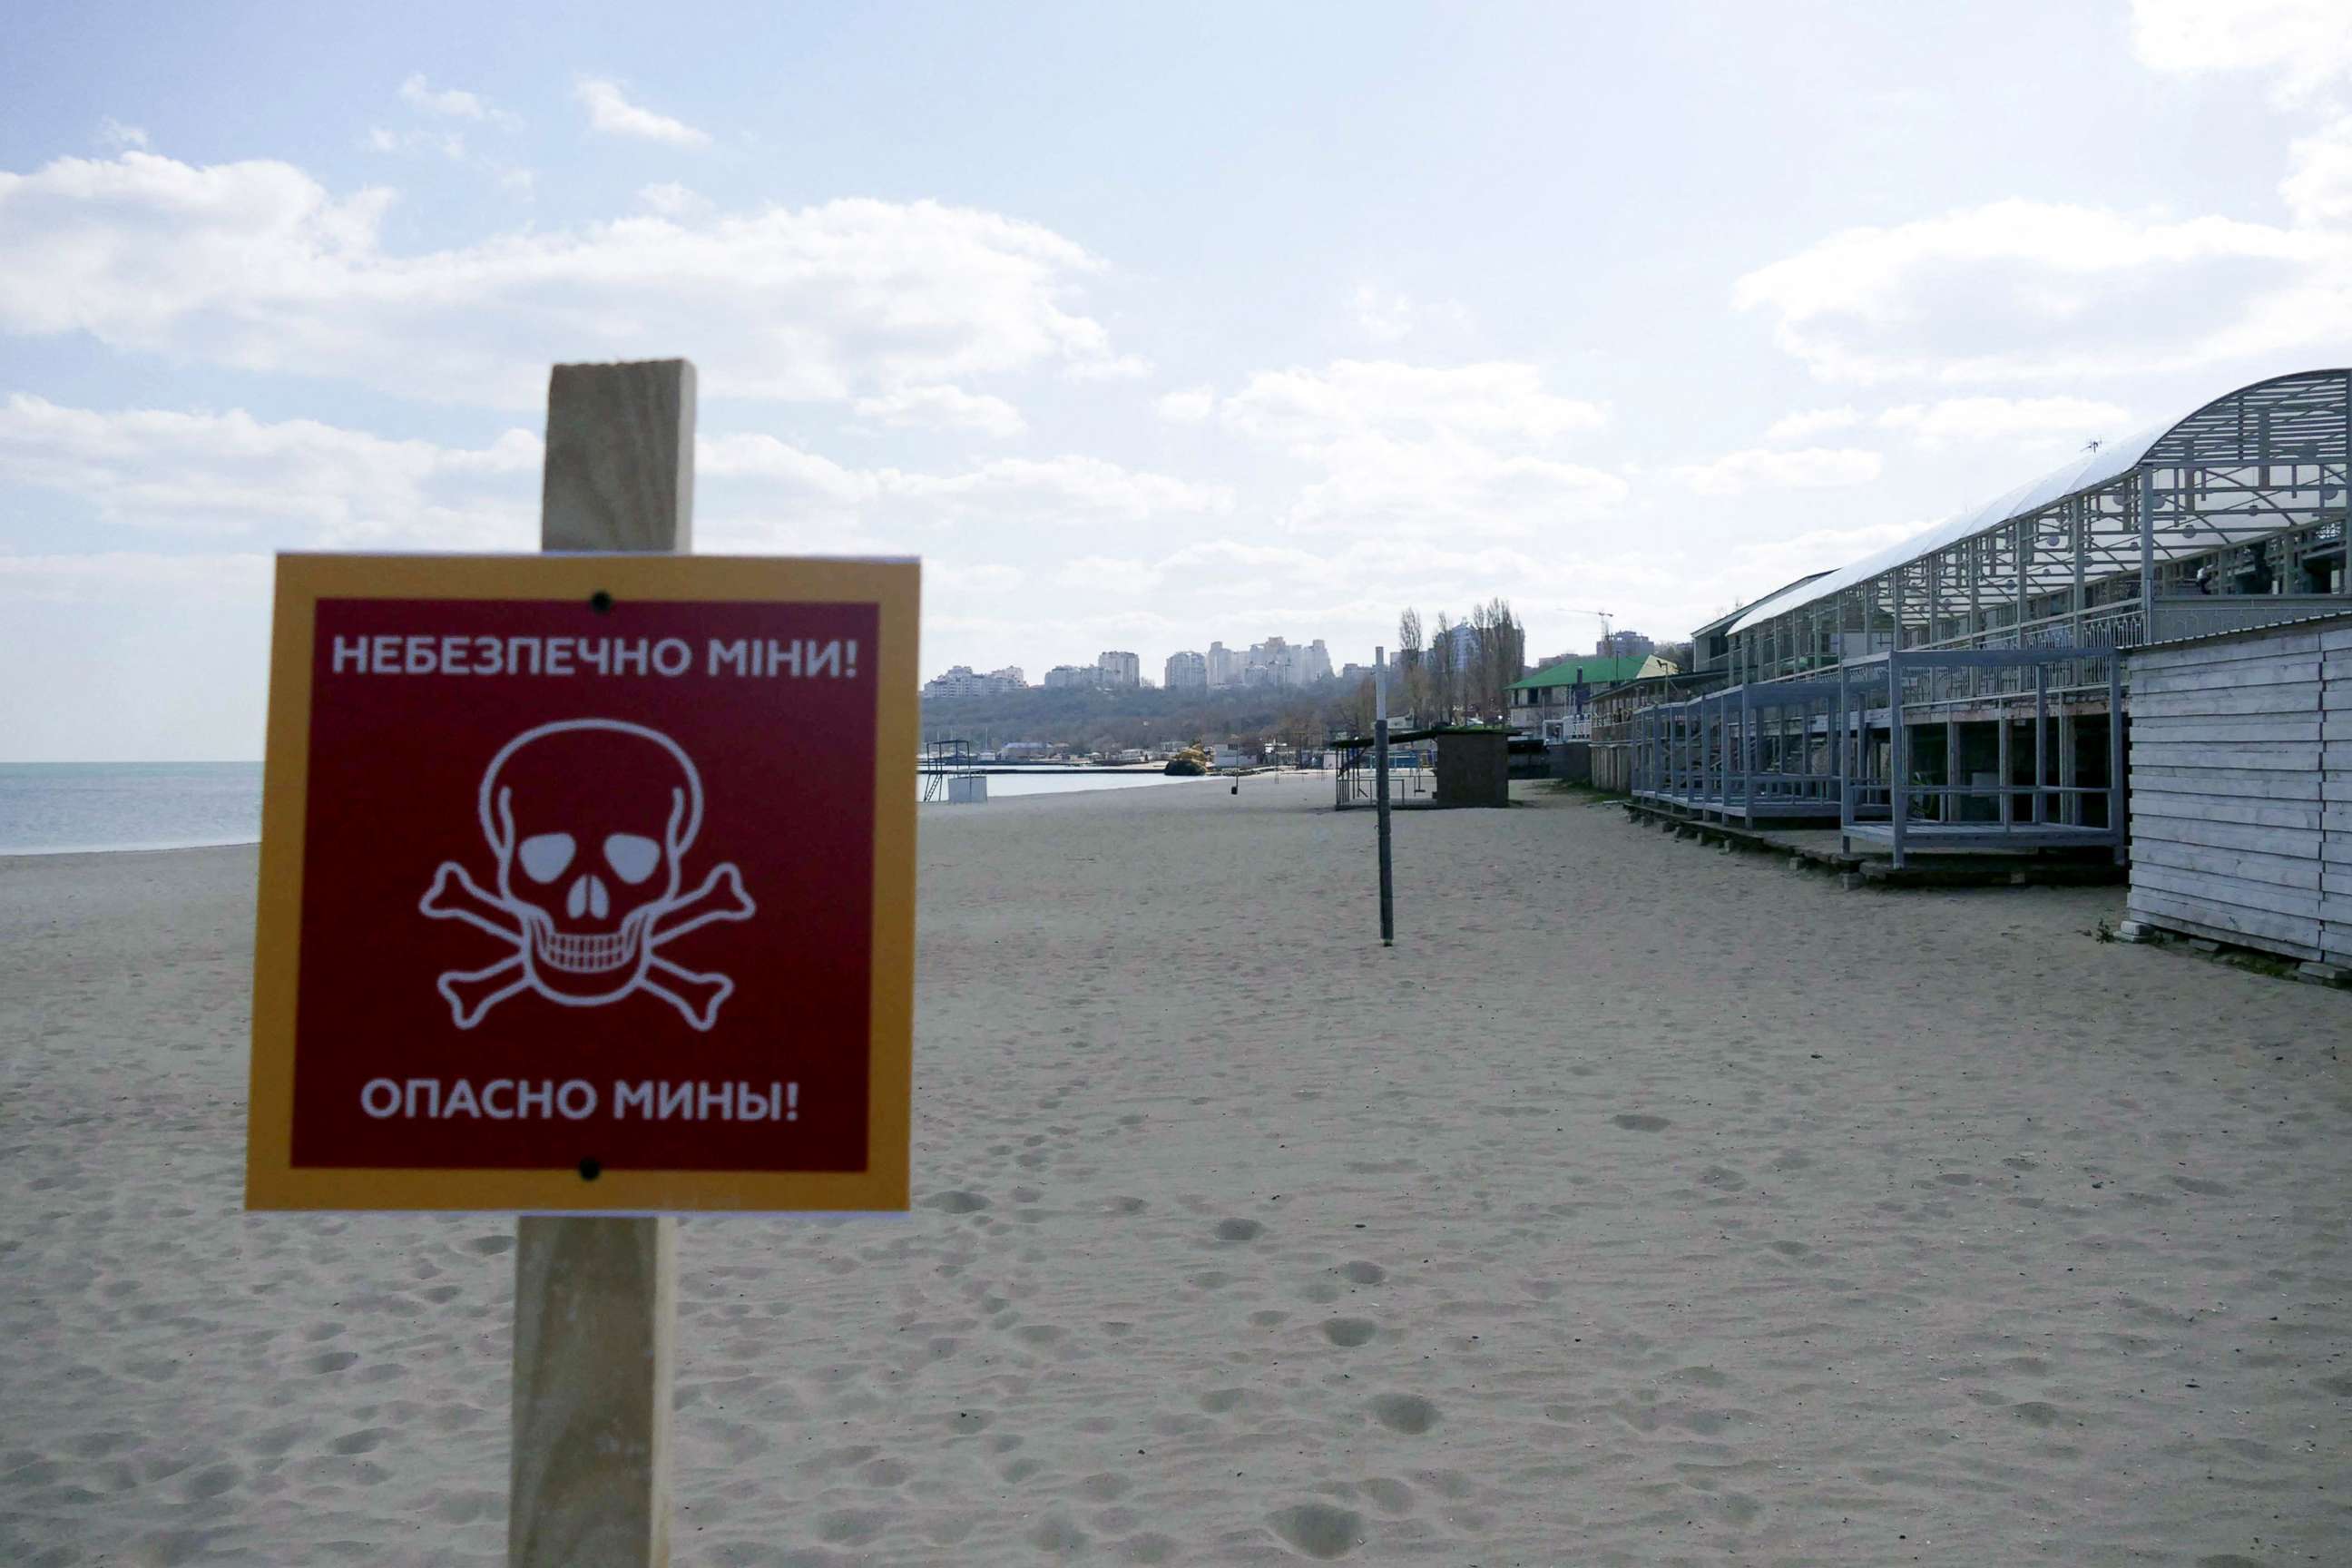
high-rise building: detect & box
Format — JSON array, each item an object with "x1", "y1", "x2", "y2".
[
  {"x1": 1205, "y1": 642, "x2": 1240, "y2": 688},
  {"x1": 1164, "y1": 651, "x2": 1208, "y2": 690},
  {"x1": 1041, "y1": 664, "x2": 1094, "y2": 689},
  {"x1": 921, "y1": 664, "x2": 1029, "y2": 701},
  {"x1": 1096, "y1": 651, "x2": 1141, "y2": 688}
]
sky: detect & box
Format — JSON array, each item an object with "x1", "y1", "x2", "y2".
[{"x1": 4, "y1": 0, "x2": 2350, "y2": 759}]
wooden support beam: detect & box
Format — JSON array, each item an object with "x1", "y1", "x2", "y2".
[{"x1": 511, "y1": 358, "x2": 696, "y2": 1568}]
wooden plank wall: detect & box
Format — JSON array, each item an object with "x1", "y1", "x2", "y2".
[{"x1": 2126, "y1": 617, "x2": 2352, "y2": 965}]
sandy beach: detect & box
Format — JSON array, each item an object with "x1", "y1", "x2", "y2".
[{"x1": 4, "y1": 772, "x2": 2348, "y2": 1565}]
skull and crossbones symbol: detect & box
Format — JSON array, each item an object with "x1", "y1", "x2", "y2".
[{"x1": 418, "y1": 719, "x2": 755, "y2": 1031}]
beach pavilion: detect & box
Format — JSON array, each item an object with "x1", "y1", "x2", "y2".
[{"x1": 1632, "y1": 368, "x2": 2351, "y2": 866}]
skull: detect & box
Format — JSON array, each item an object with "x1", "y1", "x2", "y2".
[{"x1": 478, "y1": 720, "x2": 701, "y2": 1004}]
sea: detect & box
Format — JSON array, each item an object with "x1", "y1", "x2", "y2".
[{"x1": 0, "y1": 762, "x2": 1207, "y2": 856}]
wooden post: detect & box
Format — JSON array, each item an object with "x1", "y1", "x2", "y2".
[{"x1": 510, "y1": 358, "x2": 695, "y2": 1568}]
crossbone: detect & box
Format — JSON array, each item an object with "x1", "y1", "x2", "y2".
[{"x1": 421, "y1": 854, "x2": 754, "y2": 1030}]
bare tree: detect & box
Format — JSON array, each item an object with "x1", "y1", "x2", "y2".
[{"x1": 1427, "y1": 612, "x2": 1457, "y2": 723}]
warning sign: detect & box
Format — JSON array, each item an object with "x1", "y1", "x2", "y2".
[{"x1": 244, "y1": 554, "x2": 918, "y2": 1212}]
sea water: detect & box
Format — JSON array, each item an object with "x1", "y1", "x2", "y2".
[
  {"x1": 0, "y1": 763, "x2": 266, "y2": 855},
  {"x1": 0, "y1": 761, "x2": 1210, "y2": 854}
]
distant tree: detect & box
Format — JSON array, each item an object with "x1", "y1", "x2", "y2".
[
  {"x1": 1427, "y1": 612, "x2": 1457, "y2": 723},
  {"x1": 1397, "y1": 607, "x2": 1423, "y2": 664}
]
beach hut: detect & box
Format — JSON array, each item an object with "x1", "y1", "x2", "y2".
[{"x1": 2121, "y1": 610, "x2": 2352, "y2": 971}]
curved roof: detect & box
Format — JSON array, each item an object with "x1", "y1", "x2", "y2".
[{"x1": 1726, "y1": 368, "x2": 2351, "y2": 637}]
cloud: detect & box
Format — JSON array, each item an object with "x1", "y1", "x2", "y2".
[
  {"x1": 367, "y1": 125, "x2": 467, "y2": 160},
  {"x1": 95, "y1": 118, "x2": 147, "y2": 151},
  {"x1": 0, "y1": 151, "x2": 1132, "y2": 408},
  {"x1": 1762, "y1": 406, "x2": 1858, "y2": 442},
  {"x1": 1353, "y1": 284, "x2": 1415, "y2": 343},
  {"x1": 575, "y1": 78, "x2": 710, "y2": 147},
  {"x1": 1734, "y1": 198, "x2": 2352, "y2": 384},
  {"x1": 1063, "y1": 353, "x2": 1153, "y2": 381},
  {"x1": 637, "y1": 181, "x2": 709, "y2": 218},
  {"x1": 852, "y1": 384, "x2": 1026, "y2": 438},
  {"x1": 1876, "y1": 395, "x2": 2132, "y2": 447},
  {"x1": 1157, "y1": 386, "x2": 1216, "y2": 423},
  {"x1": 2, "y1": 397, "x2": 1233, "y2": 586},
  {"x1": 1197, "y1": 360, "x2": 1622, "y2": 540},
  {"x1": 886, "y1": 456, "x2": 1230, "y2": 524},
  {"x1": 398, "y1": 74, "x2": 519, "y2": 128},
  {"x1": 0, "y1": 549, "x2": 271, "y2": 605},
  {"x1": 1219, "y1": 360, "x2": 1608, "y2": 446},
  {"x1": 0, "y1": 394, "x2": 539, "y2": 547},
  {"x1": 2283, "y1": 115, "x2": 2352, "y2": 226},
  {"x1": 2130, "y1": 0, "x2": 2352, "y2": 107},
  {"x1": 1349, "y1": 284, "x2": 1472, "y2": 345},
  {"x1": 1677, "y1": 446, "x2": 1881, "y2": 496}
]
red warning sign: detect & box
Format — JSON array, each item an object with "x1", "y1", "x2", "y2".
[{"x1": 245, "y1": 554, "x2": 917, "y2": 1212}]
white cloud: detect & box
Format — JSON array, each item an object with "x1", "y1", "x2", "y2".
[
  {"x1": 398, "y1": 74, "x2": 518, "y2": 128},
  {"x1": 575, "y1": 78, "x2": 710, "y2": 148},
  {"x1": 887, "y1": 456, "x2": 1230, "y2": 524},
  {"x1": 1199, "y1": 360, "x2": 1621, "y2": 539},
  {"x1": 95, "y1": 118, "x2": 147, "y2": 151},
  {"x1": 1, "y1": 396, "x2": 1234, "y2": 591},
  {"x1": 1876, "y1": 395, "x2": 2132, "y2": 447},
  {"x1": 1283, "y1": 431, "x2": 1625, "y2": 536},
  {"x1": 852, "y1": 384, "x2": 1026, "y2": 438},
  {"x1": 1678, "y1": 446, "x2": 1881, "y2": 497},
  {"x1": 1063, "y1": 353, "x2": 1153, "y2": 381},
  {"x1": 366, "y1": 125, "x2": 467, "y2": 160},
  {"x1": 1349, "y1": 284, "x2": 1472, "y2": 345},
  {"x1": 0, "y1": 151, "x2": 1132, "y2": 408},
  {"x1": 2130, "y1": 0, "x2": 2352, "y2": 107},
  {"x1": 637, "y1": 181, "x2": 709, "y2": 218},
  {"x1": 1734, "y1": 198, "x2": 2352, "y2": 383},
  {"x1": 1762, "y1": 406, "x2": 1858, "y2": 442},
  {"x1": 0, "y1": 550, "x2": 270, "y2": 605},
  {"x1": 1219, "y1": 360, "x2": 1609, "y2": 446},
  {"x1": 1353, "y1": 284, "x2": 1415, "y2": 343},
  {"x1": 0, "y1": 394, "x2": 539, "y2": 547},
  {"x1": 1053, "y1": 554, "x2": 1163, "y2": 596},
  {"x1": 1157, "y1": 386, "x2": 1216, "y2": 423},
  {"x1": 2283, "y1": 115, "x2": 2352, "y2": 226}
]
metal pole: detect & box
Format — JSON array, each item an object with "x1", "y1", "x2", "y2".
[
  {"x1": 1888, "y1": 655, "x2": 1907, "y2": 870},
  {"x1": 2034, "y1": 665, "x2": 2049, "y2": 825},
  {"x1": 1375, "y1": 646, "x2": 1394, "y2": 946}
]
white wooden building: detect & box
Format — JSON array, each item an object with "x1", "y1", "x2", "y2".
[{"x1": 2123, "y1": 611, "x2": 2352, "y2": 969}]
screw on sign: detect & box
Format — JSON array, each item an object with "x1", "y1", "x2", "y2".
[{"x1": 421, "y1": 719, "x2": 756, "y2": 1031}]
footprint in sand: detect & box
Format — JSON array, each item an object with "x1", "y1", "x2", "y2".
[
  {"x1": 1369, "y1": 1394, "x2": 1439, "y2": 1434},
  {"x1": 1322, "y1": 1318, "x2": 1377, "y2": 1348},
  {"x1": 1269, "y1": 1502, "x2": 1365, "y2": 1559},
  {"x1": 921, "y1": 1191, "x2": 990, "y2": 1214},
  {"x1": 1339, "y1": 1261, "x2": 1385, "y2": 1285},
  {"x1": 1699, "y1": 1166, "x2": 1748, "y2": 1191},
  {"x1": 1612, "y1": 1113, "x2": 1671, "y2": 1132},
  {"x1": 1215, "y1": 1218, "x2": 1265, "y2": 1242}
]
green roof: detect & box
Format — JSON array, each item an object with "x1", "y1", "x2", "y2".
[{"x1": 1507, "y1": 654, "x2": 1653, "y2": 692}]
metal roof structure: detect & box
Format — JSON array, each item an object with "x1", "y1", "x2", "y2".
[
  {"x1": 1728, "y1": 370, "x2": 2349, "y2": 637},
  {"x1": 1719, "y1": 368, "x2": 2352, "y2": 693}
]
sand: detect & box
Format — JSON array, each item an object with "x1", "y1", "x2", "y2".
[{"x1": 4, "y1": 772, "x2": 2349, "y2": 1565}]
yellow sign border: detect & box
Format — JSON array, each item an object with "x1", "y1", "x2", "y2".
[{"x1": 244, "y1": 553, "x2": 918, "y2": 1212}]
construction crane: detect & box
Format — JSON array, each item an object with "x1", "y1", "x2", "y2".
[{"x1": 1554, "y1": 607, "x2": 1618, "y2": 658}]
